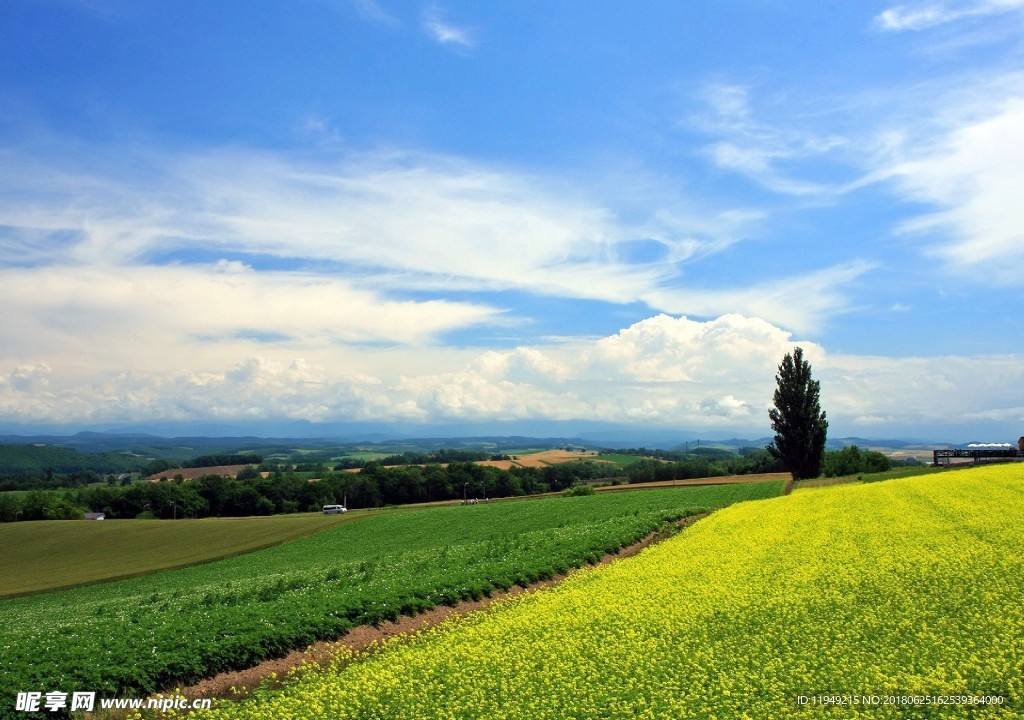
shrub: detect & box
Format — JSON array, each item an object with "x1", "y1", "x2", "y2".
[{"x1": 563, "y1": 484, "x2": 596, "y2": 497}]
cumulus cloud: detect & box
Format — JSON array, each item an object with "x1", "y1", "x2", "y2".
[
  {"x1": 643, "y1": 262, "x2": 873, "y2": 334},
  {"x1": 2, "y1": 311, "x2": 1023, "y2": 435},
  {"x1": 385, "y1": 315, "x2": 808, "y2": 426},
  {"x1": 586, "y1": 314, "x2": 800, "y2": 383},
  {"x1": 0, "y1": 358, "x2": 386, "y2": 425},
  {"x1": 350, "y1": 314, "x2": 818, "y2": 427},
  {"x1": 819, "y1": 353, "x2": 1024, "y2": 433},
  {"x1": 0, "y1": 140, "x2": 883, "y2": 432},
  {"x1": 395, "y1": 315, "x2": 811, "y2": 428},
  {"x1": 8, "y1": 364, "x2": 52, "y2": 392},
  {"x1": 0, "y1": 313, "x2": 799, "y2": 426}
]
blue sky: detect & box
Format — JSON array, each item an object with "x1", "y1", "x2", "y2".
[{"x1": 1, "y1": 0, "x2": 1023, "y2": 440}]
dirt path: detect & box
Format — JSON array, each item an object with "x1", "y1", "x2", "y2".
[{"x1": 165, "y1": 513, "x2": 709, "y2": 708}]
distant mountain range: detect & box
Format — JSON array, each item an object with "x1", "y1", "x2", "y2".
[{"x1": 0, "y1": 429, "x2": 964, "y2": 460}]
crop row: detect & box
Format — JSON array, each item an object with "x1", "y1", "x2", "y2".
[
  {"x1": 192, "y1": 465, "x2": 1024, "y2": 720},
  {"x1": 0, "y1": 482, "x2": 781, "y2": 717}
]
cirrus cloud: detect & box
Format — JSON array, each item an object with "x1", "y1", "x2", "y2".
[
  {"x1": 881, "y1": 94, "x2": 1024, "y2": 278},
  {"x1": 874, "y1": 0, "x2": 1024, "y2": 31}
]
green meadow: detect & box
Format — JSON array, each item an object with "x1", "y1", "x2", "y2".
[{"x1": 0, "y1": 513, "x2": 354, "y2": 597}]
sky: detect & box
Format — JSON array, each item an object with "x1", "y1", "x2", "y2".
[{"x1": 1, "y1": 0, "x2": 1023, "y2": 441}]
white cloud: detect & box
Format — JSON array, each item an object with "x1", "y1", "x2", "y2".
[
  {"x1": 0, "y1": 143, "x2": 843, "y2": 326},
  {"x1": 8, "y1": 364, "x2": 52, "y2": 392},
  {"x1": 349, "y1": 0, "x2": 399, "y2": 26},
  {"x1": 1, "y1": 313, "x2": 800, "y2": 426},
  {"x1": 0, "y1": 263, "x2": 501, "y2": 376},
  {"x1": 386, "y1": 314, "x2": 819, "y2": 427},
  {"x1": 963, "y1": 406, "x2": 1024, "y2": 423},
  {"x1": 642, "y1": 262, "x2": 873, "y2": 335},
  {"x1": 881, "y1": 95, "x2": 1024, "y2": 277},
  {"x1": 0, "y1": 357, "x2": 390, "y2": 425},
  {"x1": 0, "y1": 134, "x2": 959, "y2": 431},
  {"x1": 692, "y1": 83, "x2": 847, "y2": 196},
  {"x1": 2, "y1": 310, "x2": 1023, "y2": 435},
  {"x1": 819, "y1": 352, "x2": 1024, "y2": 433},
  {"x1": 706, "y1": 142, "x2": 832, "y2": 196},
  {"x1": 587, "y1": 314, "x2": 802, "y2": 383},
  {"x1": 390, "y1": 318, "x2": 1024, "y2": 433},
  {"x1": 422, "y1": 5, "x2": 474, "y2": 48},
  {"x1": 874, "y1": 0, "x2": 1024, "y2": 31},
  {"x1": 0, "y1": 148, "x2": 614, "y2": 292}
]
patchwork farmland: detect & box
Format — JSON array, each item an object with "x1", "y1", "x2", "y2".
[
  {"x1": 0, "y1": 482, "x2": 782, "y2": 719},
  {"x1": 192, "y1": 465, "x2": 1024, "y2": 720},
  {"x1": 3, "y1": 466, "x2": 1021, "y2": 719}
]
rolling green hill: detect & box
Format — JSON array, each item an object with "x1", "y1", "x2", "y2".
[{"x1": 0, "y1": 482, "x2": 781, "y2": 716}]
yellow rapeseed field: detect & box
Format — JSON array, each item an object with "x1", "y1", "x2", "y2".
[{"x1": 190, "y1": 465, "x2": 1024, "y2": 719}]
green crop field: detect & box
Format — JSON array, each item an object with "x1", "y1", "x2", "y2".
[
  {"x1": 500, "y1": 447, "x2": 547, "y2": 456},
  {"x1": 0, "y1": 482, "x2": 781, "y2": 717},
  {"x1": 193, "y1": 464, "x2": 1024, "y2": 720},
  {"x1": 860, "y1": 465, "x2": 950, "y2": 483},
  {"x1": 593, "y1": 453, "x2": 648, "y2": 467},
  {"x1": 0, "y1": 513, "x2": 357, "y2": 598},
  {"x1": 337, "y1": 451, "x2": 394, "y2": 461}
]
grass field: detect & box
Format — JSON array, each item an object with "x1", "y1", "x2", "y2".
[
  {"x1": 0, "y1": 482, "x2": 782, "y2": 716},
  {"x1": 192, "y1": 464, "x2": 1024, "y2": 720},
  {"x1": 0, "y1": 513, "x2": 356, "y2": 597},
  {"x1": 860, "y1": 465, "x2": 952, "y2": 482},
  {"x1": 592, "y1": 453, "x2": 649, "y2": 467}
]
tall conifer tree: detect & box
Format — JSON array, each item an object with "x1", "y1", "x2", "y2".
[{"x1": 767, "y1": 347, "x2": 828, "y2": 492}]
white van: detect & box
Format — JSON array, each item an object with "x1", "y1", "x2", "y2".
[{"x1": 322, "y1": 504, "x2": 347, "y2": 515}]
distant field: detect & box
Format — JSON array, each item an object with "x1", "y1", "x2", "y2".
[
  {"x1": 144, "y1": 464, "x2": 251, "y2": 481},
  {"x1": 337, "y1": 448, "x2": 606, "y2": 471},
  {"x1": 878, "y1": 447, "x2": 942, "y2": 463},
  {"x1": 339, "y1": 451, "x2": 395, "y2": 462},
  {"x1": 593, "y1": 453, "x2": 649, "y2": 468},
  {"x1": 479, "y1": 448, "x2": 605, "y2": 470},
  {"x1": 0, "y1": 513, "x2": 355, "y2": 597},
  {"x1": 497, "y1": 447, "x2": 547, "y2": 455}
]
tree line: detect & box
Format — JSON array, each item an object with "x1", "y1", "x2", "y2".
[
  {"x1": 0, "y1": 460, "x2": 620, "y2": 521},
  {"x1": 0, "y1": 443, "x2": 893, "y2": 522}
]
